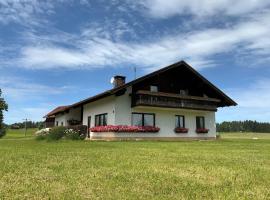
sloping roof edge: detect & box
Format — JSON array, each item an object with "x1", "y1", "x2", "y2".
[
  {"x1": 44, "y1": 105, "x2": 70, "y2": 118},
  {"x1": 45, "y1": 60, "x2": 237, "y2": 118}
]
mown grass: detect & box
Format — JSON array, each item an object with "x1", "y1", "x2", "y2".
[
  {"x1": 0, "y1": 130, "x2": 269, "y2": 199},
  {"x1": 220, "y1": 132, "x2": 270, "y2": 139},
  {"x1": 3, "y1": 128, "x2": 37, "y2": 139}
]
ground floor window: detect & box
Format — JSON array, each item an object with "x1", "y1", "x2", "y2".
[
  {"x1": 56, "y1": 121, "x2": 58, "y2": 126},
  {"x1": 95, "y1": 113, "x2": 108, "y2": 126},
  {"x1": 132, "y1": 113, "x2": 155, "y2": 126},
  {"x1": 196, "y1": 116, "x2": 205, "y2": 129},
  {"x1": 61, "y1": 122, "x2": 64, "y2": 126},
  {"x1": 175, "y1": 115, "x2": 185, "y2": 128}
]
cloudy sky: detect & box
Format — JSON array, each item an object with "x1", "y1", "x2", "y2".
[{"x1": 1, "y1": 0, "x2": 270, "y2": 123}]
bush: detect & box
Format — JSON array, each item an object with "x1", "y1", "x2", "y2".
[
  {"x1": 64, "y1": 129, "x2": 81, "y2": 140},
  {"x1": 66, "y1": 125, "x2": 87, "y2": 140},
  {"x1": 35, "y1": 128, "x2": 50, "y2": 140},
  {"x1": 0, "y1": 128, "x2": 6, "y2": 138},
  {"x1": 35, "y1": 134, "x2": 47, "y2": 140},
  {"x1": 35, "y1": 126, "x2": 87, "y2": 141},
  {"x1": 47, "y1": 127, "x2": 66, "y2": 141}
]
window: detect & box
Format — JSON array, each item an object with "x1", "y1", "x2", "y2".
[
  {"x1": 95, "y1": 113, "x2": 108, "y2": 126},
  {"x1": 132, "y1": 113, "x2": 155, "y2": 126},
  {"x1": 180, "y1": 89, "x2": 188, "y2": 95},
  {"x1": 56, "y1": 121, "x2": 58, "y2": 126},
  {"x1": 175, "y1": 115, "x2": 185, "y2": 128},
  {"x1": 61, "y1": 122, "x2": 64, "y2": 126},
  {"x1": 196, "y1": 116, "x2": 205, "y2": 129},
  {"x1": 150, "y1": 85, "x2": 158, "y2": 92}
]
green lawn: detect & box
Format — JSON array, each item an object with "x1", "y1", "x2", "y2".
[
  {"x1": 3, "y1": 128, "x2": 37, "y2": 139},
  {"x1": 0, "y1": 129, "x2": 269, "y2": 199},
  {"x1": 219, "y1": 132, "x2": 270, "y2": 139}
]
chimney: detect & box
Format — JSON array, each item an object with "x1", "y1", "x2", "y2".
[{"x1": 113, "y1": 75, "x2": 126, "y2": 88}]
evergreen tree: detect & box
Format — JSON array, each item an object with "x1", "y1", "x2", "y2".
[{"x1": 217, "y1": 120, "x2": 270, "y2": 133}]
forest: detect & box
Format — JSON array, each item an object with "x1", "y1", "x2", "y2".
[{"x1": 216, "y1": 120, "x2": 270, "y2": 133}]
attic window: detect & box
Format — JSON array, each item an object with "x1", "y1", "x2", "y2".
[
  {"x1": 150, "y1": 85, "x2": 158, "y2": 92},
  {"x1": 180, "y1": 89, "x2": 188, "y2": 95}
]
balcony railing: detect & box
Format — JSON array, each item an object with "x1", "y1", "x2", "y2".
[{"x1": 132, "y1": 90, "x2": 220, "y2": 111}]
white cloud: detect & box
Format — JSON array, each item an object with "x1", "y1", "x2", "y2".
[
  {"x1": 217, "y1": 78, "x2": 270, "y2": 122},
  {"x1": 0, "y1": 76, "x2": 73, "y2": 101},
  {"x1": 0, "y1": 0, "x2": 53, "y2": 25},
  {"x1": 137, "y1": 0, "x2": 270, "y2": 18},
  {"x1": 12, "y1": 11, "x2": 270, "y2": 71},
  {"x1": 0, "y1": 0, "x2": 90, "y2": 26},
  {"x1": 0, "y1": 76, "x2": 76, "y2": 123},
  {"x1": 4, "y1": 106, "x2": 53, "y2": 123}
]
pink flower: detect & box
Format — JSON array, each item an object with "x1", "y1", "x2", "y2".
[
  {"x1": 90, "y1": 125, "x2": 160, "y2": 133},
  {"x1": 196, "y1": 128, "x2": 209, "y2": 133},
  {"x1": 174, "y1": 127, "x2": 189, "y2": 133}
]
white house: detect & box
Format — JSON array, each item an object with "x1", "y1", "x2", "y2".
[{"x1": 44, "y1": 61, "x2": 236, "y2": 140}]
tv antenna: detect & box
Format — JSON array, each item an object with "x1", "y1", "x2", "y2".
[{"x1": 133, "y1": 66, "x2": 137, "y2": 80}]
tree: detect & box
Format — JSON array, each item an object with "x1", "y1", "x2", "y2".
[{"x1": 0, "y1": 89, "x2": 8, "y2": 138}]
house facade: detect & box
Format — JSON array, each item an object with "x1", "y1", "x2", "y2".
[{"x1": 44, "y1": 61, "x2": 236, "y2": 140}]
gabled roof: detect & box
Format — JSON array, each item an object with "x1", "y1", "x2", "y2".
[
  {"x1": 44, "y1": 105, "x2": 70, "y2": 118},
  {"x1": 45, "y1": 60, "x2": 237, "y2": 118}
]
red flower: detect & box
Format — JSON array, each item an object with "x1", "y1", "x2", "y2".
[
  {"x1": 174, "y1": 127, "x2": 189, "y2": 133},
  {"x1": 196, "y1": 128, "x2": 209, "y2": 133},
  {"x1": 90, "y1": 125, "x2": 160, "y2": 133}
]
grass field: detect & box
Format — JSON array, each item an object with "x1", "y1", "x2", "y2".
[{"x1": 0, "y1": 129, "x2": 269, "y2": 199}]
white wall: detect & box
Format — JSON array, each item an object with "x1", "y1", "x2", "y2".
[
  {"x1": 91, "y1": 87, "x2": 216, "y2": 139},
  {"x1": 55, "y1": 113, "x2": 67, "y2": 126},
  {"x1": 83, "y1": 96, "x2": 116, "y2": 127},
  {"x1": 54, "y1": 107, "x2": 82, "y2": 126},
  {"x1": 114, "y1": 86, "x2": 132, "y2": 125}
]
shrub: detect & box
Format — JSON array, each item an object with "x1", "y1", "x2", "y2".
[
  {"x1": 35, "y1": 128, "x2": 50, "y2": 140},
  {"x1": 66, "y1": 125, "x2": 87, "y2": 140},
  {"x1": 36, "y1": 134, "x2": 47, "y2": 140},
  {"x1": 64, "y1": 129, "x2": 81, "y2": 140},
  {"x1": 0, "y1": 128, "x2": 6, "y2": 138},
  {"x1": 47, "y1": 126, "x2": 66, "y2": 141}
]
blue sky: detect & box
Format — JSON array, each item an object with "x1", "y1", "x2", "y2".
[{"x1": 1, "y1": 0, "x2": 270, "y2": 124}]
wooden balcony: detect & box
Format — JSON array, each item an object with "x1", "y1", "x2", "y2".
[{"x1": 132, "y1": 90, "x2": 220, "y2": 111}]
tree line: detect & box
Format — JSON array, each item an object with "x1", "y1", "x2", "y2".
[
  {"x1": 8, "y1": 121, "x2": 44, "y2": 129},
  {"x1": 216, "y1": 120, "x2": 270, "y2": 133}
]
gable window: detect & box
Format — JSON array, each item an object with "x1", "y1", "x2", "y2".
[
  {"x1": 95, "y1": 113, "x2": 108, "y2": 126},
  {"x1": 150, "y1": 85, "x2": 158, "y2": 92},
  {"x1": 180, "y1": 89, "x2": 188, "y2": 95},
  {"x1": 175, "y1": 115, "x2": 185, "y2": 128},
  {"x1": 132, "y1": 113, "x2": 155, "y2": 126},
  {"x1": 196, "y1": 116, "x2": 205, "y2": 129}
]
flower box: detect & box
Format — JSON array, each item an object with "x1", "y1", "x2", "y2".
[
  {"x1": 196, "y1": 128, "x2": 209, "y2": 133},
  {"x1": 174, "y1": 127, "x2": 189, "y2": 133},
  {"x1": 90, "y1": 125, "x2": 160, "y2": 133}
]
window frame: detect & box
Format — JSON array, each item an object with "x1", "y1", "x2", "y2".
[
  {"x1": 95, "y1": 113, "x2": 108, "y2": 126},
  {"x1": 196, "y1": 116, "x2": 205, "y2": 129},
  {"x1": 150, "y1": 85, "x2": 158, "y2": 92},
  {"x1": 175, "y1": 115, "x2": 185, "y2": 128},
  {"x1": 132, "y1": 112, "x2": 156, "y2": 126}
]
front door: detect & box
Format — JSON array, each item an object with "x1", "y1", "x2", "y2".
[{"x1": 87, "y1": 116, "x2": 91, "y2": 138}]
